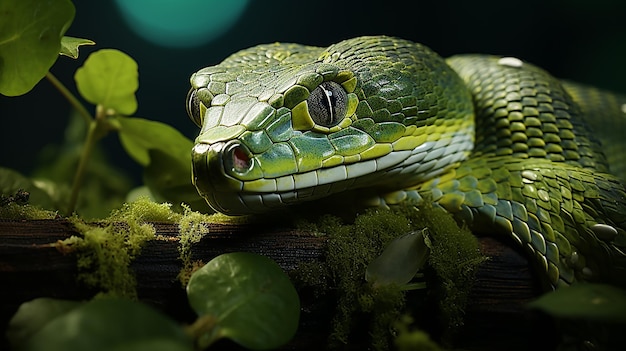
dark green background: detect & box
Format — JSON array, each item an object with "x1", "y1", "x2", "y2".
[{"x1": 2, "y1": 0, "x2": 625, "y2": 183}]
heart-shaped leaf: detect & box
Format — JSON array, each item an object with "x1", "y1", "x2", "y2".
[
  {"x1": 187, "y1": 253, "x2": 300, "y2": 349},
  {"x1": 0, "y1": 0, "x2": 75, "y2": 96},
  {"x1": 74, "y1": 49, "x2": 138, "y2": 115}
]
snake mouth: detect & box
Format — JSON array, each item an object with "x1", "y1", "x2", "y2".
[
  {"x1": 192, "y1": 140, "x2": 303, "y2": 215},
  {"x1": 191, "y1": 137, "x2": 447, "y2": 215},
  {"x1": 192, "y1": 139, "x2": 359, "y2": 215}
]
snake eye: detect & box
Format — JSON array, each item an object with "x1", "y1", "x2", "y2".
[
  {"x1": 307, "y1": 81, "x2": 347, "y2": 127},
  {"x1": 186, "y1": 89, "x2": 202, "y2": 127},
  {"x1": 186, "y1": 88, "x2": 213, "y2": 127}
]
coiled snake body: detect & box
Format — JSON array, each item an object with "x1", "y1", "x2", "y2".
[{"x1": 186, "y1": 36, "x2": 626, "y2": 288}]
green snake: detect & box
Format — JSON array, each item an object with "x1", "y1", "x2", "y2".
[{"x1": 186, "y1": 36, "x2": 626, "y2": 289}]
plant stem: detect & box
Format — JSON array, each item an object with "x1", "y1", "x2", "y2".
[
  {"x1": 45, "y1": 72, "x2": 108, "y2": 215},
  {"x1": 46, "y1": 72, "x2": 93, "y2": 124},
  {"x1": 184, "y1": 314, "x2": 219, "y2": 349},
  {"x1": 66, "y1": 106, "x2": 107, "y2": 215}
]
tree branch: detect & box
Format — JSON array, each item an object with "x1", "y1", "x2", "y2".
[{"x1": 0, "y1": 219, "x2": 552, "y2": 350}]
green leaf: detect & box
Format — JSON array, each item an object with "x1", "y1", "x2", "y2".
[
  {"x1": 144, "y1": 149, "x2": 212, "y2": 212},
  {"x1": 117, "y1": 117, "x2": 192, "y2": 167},
  {"x1": 0, "y1": 0, "x2": 75, "y2": 96},
  {"x1": 365, "y1": 229, "x2": 430, "y2": 286},
  {"x1": 187, "y1": 252, "x2": 300, "y2": 349},
  {"x1": 74, "y1": 49, "x2": 138, "y2": 115},
  {"x1": 7, "y1": 298, "x2": 83, "y2": 348},
  {"x1": 25, "y1": 298, "x2": 193, "y2": 351},
  {"x1": 60, "y1": 36, "x2": 95, "y2": 59},
  {"x1": 528, "y1": 283, "x2": 626, "y2": 323},
  {"x1": 126, "y1": 185, "x2": 156, "y2": 203},
  {"x1": 117, "y1": 117, "x2": 209, "y2": 211},
  {"x1": 111, "y1": 339, "x2": 194, "y2": 351},
  {"x1": 31, "y1": 112, "x2": 133, "y2": 218}
]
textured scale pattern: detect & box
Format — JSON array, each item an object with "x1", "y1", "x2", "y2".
[
  {"x1": 187, "y1": 36, "x2": 626, "y2": 289},
  {"x1": 562, "y1": 82, "x2": 626, "y2": 183},
  {"x1": 447, "y1": 55, "x2": 609, "y2": 172}
]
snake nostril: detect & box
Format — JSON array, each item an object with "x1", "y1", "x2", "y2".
[{"x1": 226, "y1": 143, "x2": 252, "y2": 174}]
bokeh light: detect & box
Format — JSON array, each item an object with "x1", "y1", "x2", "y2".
[{"x1": 113, "y1": 0, "x2": 250, "y2": 48}]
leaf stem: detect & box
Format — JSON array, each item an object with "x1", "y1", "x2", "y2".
[
  {"x1": 46, "y1": 72, "x2": 93, "y2": 124},
  {"x1": 66, "y1": 106, "x2": 108, "y2": 215},
  {"x1": 184, "y1": 314, "x2": 219, "y2": 349}
]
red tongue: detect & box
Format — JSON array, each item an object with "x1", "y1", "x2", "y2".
[{"x1": 232, "y1": 146, "x2": 251, "y2": 172}]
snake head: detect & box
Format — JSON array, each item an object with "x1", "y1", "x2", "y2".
[{"x1": 187, "y1": 36, "x2": 474, "y2": 215}]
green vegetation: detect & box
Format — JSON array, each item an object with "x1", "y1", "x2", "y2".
[
  {"x1": 186, "y1": 252, "x2": 300, "y2": 349},
  {"x1": 293, "y1": 202, "x2": 486, "y2": 349},
  {"x1": 1, "y1": 0, "x2": 209, "y2": 218},
  {"x1": 54, "y1": 198, "x2": 176, "y2": 298},
  {"x1": 176, "y1": 205, "x2": 212, "y2": 286},
  {"x1": 7, "y1": 0, "x2": 625, "y2": 350},
  {"x1": 0, "y1": 189, "x2": 58, "y2": 219},
  {"x1": 7, "y1": 252, "x2": 299, "y2": 351}
]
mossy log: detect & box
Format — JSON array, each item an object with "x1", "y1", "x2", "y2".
[{"x1": 0, "y1": 219, "x2": 555, "y2": 350}]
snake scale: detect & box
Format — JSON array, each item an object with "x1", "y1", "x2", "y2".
[{"x1": 186, "y1": 36, "x2": 626, "y2": 289}]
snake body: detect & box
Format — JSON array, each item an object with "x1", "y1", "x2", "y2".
[{"x1": 186, "y1": 36, "x2": 626, "y2": 288}]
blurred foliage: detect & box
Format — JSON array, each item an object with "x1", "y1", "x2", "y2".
[{"x1": 31, "y1": 112, "x2": 133, "y2": 219}]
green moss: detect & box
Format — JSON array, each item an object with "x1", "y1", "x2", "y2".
[
  {"x1": 56, "y1": 198, "x2": 165, "y2": 298},
  {"x1": 357, "y1": 283, "x2": 407, "y2": 350},
  {"x1": 175, "y1": 204, "x2": 256, "y2": 286},
  {"x1": 293, "y1": 208, "x2": 416, "y2": 349},
  {"x1": 73, "y1": 224, "x2": 148, "y2": 298},
  {"x1": 54, "y1": 197, "x2": 248, "y2": 296},
  {"x1": 176, "y1": 204, "x2": 213, "y2": 286},
  {"x1": 109, "y1": 197, "x2": 182, "y2": 223},
  {"x1": 292, "y1": 201, "x2": 486, "y2": 349},
  {"x1": 290, "y1": 261, "x2": 329, "y2": 296},
  {"x1": 0, "y1": 202, "x2": 58, "y2": 219},
  {"x1": 1, "y1": 188, "x2": 58, "y2": 219},
  {"x1": 325, "y1": 208, "x2": 424, "y2": 349},
  {"x1": 415, "y1": 203, "x2": 488, "y2": 335},
  {"x1": 393, "y1": 315, "x2": 443, "y2": 351},
  {"x1": 203, "y1": 211, "x2": 253, "y2": 225}
]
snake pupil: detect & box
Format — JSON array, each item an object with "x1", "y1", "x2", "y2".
[{"x1": 307, "y1": 81, "x2": 347, "y2": 127}]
